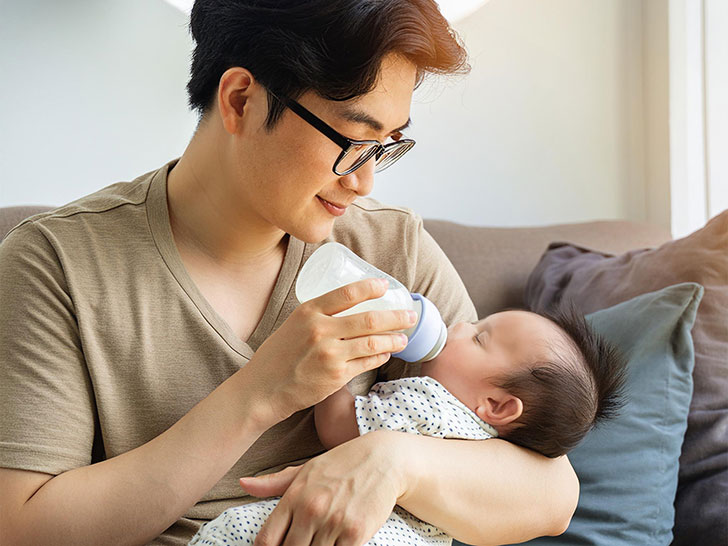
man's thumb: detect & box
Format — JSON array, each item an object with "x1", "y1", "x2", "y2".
[{"x1": 239, "y1": 465, "x2": 301, "y2": 497}]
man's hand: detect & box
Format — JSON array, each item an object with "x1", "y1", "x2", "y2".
[
  {"x1": 239, "y1": 431, "x2": 406, "y2": 546},
  {"x1": 244, "y1": 278, "x2": 415, "y2": 426}
]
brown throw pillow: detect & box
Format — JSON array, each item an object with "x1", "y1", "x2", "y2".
[{"x1": 524, "y1": 210, "x2": 728, "y2": 546}]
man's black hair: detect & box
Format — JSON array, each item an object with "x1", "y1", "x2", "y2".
[{"x1": 186, "y1": 0, "x2": 469, "y2": 128}]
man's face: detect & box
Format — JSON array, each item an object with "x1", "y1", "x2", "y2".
[
  {"x1": 420, "y1": 310, "x2": 563, "y2": 410},
  {"x1": 232, "y1": 53, "x2": 417, "y2": 243}
]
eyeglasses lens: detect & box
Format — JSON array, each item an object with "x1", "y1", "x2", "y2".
[
  {"x1": 335, "y1": 140, "x2": 414, "y2": 175},
  {"x1": 374, "y1": 141, "x2": 414, "y2": 173},
  {"x1": 336, "y1": 143, "x2": 378, "y2": 175}
]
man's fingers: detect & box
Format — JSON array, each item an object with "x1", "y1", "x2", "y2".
[
  {"x1": 253, "y1": 501, "x2": 293, "y2": 546},
  {"x1": 279, "y1": 508, "x2": 318, "y2": 546},
  {"x1": 348, "y1": 351, "x2": 393, "y2": 375},
  {"x1": 343, "y1": 309, "x2": 417, "y2": 337},
  {"x1": 349, "y1": 334, "x2": 407, "y2": 360},
  {"x1": 240, "y1": 466, "x2": 302, "y2": 498},
  {"x1": 310, "y1": 278, "x2": 388, "y2": 317}
]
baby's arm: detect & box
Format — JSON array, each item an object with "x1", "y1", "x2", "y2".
[{"x1": 314, "y1": 386, "x2": 361, "y2": 449}]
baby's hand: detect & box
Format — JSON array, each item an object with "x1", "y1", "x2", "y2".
[{"x1": 314, "y1": 386, "x2": 360, "y2": 449}]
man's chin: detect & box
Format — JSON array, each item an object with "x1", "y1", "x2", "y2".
[{"x1": 294, "y1": 221, "x2": 336, "y2": 244}]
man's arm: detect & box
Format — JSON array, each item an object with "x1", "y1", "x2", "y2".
[
  {"x1": 1, "y1": 224, "x2": 273, "y2": 545},
  {"x1": 314, "y1": 386, "x2": 360, "y2": 449},
  {"x1": 391, "y1": 432, "x2": 579, "y2": 546},
  {"x1": 0, "y1": 366, "x2": 273, "y2": 546},
  {"x1": 312, "y1": 381, "x2": 578, "y2": 543}
]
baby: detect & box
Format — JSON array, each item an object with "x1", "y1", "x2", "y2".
[{"x1": 189, "y1": 306, "x2": 626, "y2": 545}]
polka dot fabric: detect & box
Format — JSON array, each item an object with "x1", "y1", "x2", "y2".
[
  {"x1": 189, "y1": 377, "x2": 496, "y2": 545},
  {"x1": 189, "y1": 499, "x2": 276, "y2": 545},
  {"x1": 189, "y1": 498, "x2": 451, "y2": 545},
  {"x1": 354, "y1": 377, "x2": 498, "y2": 439}
]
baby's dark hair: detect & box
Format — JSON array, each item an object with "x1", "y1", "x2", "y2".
[{"x1": 494, "y1": 304, "x2": 627, "y2": 458}]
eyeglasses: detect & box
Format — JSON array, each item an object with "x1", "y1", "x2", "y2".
[{"x1": 270, "y1": 92, "x2": 415, "y2": 176}]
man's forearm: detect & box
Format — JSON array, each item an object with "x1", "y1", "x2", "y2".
[
  {"x1": 392, "y1": 433, "x2": 578, "y2": 546},
  {"x1": 9, "y1": 365, "x2": 274, "y2": 546}
]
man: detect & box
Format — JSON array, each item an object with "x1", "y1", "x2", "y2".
[{"x1": 0, "y1": 1, "x2": 578, "y2": 544}]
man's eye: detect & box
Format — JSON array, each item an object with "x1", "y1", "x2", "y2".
[
  {"x1": 390, "y1": 131, "x2": 403, "y2": 142},
  {"x1": 474, "y1": 333, "x2": 481, "y2": 345}
]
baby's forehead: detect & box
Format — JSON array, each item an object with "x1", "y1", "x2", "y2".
[
  {"x1": 481, "y1": 310, "x2": 568, "y2": 352},
  {"x1": 479, "y1": 309, "x2": 555, "y2": 330}
]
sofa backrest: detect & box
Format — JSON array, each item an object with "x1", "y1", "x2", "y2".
[
  {"x1": 423, "y1": 218, "x2": 672, "y2": 317},
  {"x1": 0, "y1": 206, "x2": 52, "y2": 241}
]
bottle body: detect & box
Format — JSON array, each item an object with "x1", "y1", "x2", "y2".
[
  {"x1": 295, "y1": 242, "x2": 413, "y2": 316},
  {"x1": 295, "y1": 242, "x2": 447, "y2": 362}
]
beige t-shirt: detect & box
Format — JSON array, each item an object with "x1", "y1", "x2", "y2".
[{"x1": 0, "y1": 159, "x2": 477, "y2": 544}]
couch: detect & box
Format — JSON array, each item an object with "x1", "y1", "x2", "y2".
[{"x1": 1, "y1": 205, "x2": 724, "y2": 544}]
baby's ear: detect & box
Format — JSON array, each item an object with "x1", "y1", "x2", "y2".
[{"x1": 476, "y1": 393, "x2": 523, "y2": 427}]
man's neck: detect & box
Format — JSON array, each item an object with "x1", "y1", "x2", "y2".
[{"x1": 166, "y1": 123, "x2": 288, "y2": 272}]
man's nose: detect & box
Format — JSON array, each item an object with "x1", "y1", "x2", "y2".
[{"x1": 339, "y1": 158, "x2": 375, "y2": 196}]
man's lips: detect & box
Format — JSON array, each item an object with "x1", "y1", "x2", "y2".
[
  {"x1": 317, "y1": 196, "x2": 350, "y2": 216},
  {"x1": 320, "y1": 196, "x2": 349, "y2": 208}
]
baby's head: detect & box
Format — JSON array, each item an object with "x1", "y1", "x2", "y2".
[{"x1": 420, "y1": 306, "x2": 626, "y2": 457}]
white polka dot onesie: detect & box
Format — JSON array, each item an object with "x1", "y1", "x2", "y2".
[{"x1": 189, "y1": 377, "x2": 497, "y2": 546}]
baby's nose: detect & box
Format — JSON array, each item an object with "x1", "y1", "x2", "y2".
[{"x1": 448, "y1": 321, "x2": 467, "y2": 335}]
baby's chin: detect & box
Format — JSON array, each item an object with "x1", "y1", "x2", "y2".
[{"x1": 419, "y1": 356, "x2": 445, "y2": 379}]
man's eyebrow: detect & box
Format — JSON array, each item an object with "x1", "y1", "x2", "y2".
[{"x1": 338, "y1": 107, "x2": 411, "y2": 134}]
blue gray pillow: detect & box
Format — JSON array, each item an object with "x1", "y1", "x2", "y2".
[{"x1": 455, "y1": 282, "x2": 703, "y2": 546}]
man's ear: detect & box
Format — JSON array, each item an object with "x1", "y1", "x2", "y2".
[
  {"x1": 217, "y1": 67, "x2": 256, "y2": 135},
  {"x1": 475, "y1": 393, "x2": 523, "y2": 427}
]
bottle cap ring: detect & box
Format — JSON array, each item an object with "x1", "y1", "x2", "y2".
[{"x1": 392, "y1": 293, "x2": 447, "y2": 363}]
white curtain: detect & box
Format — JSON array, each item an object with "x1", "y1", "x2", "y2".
[{"x1": 669, "y1": 0, "x2": 728, "y2": 238}]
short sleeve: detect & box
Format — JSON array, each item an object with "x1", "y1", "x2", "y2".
[
  {"x1": 377, "y1": 215, "x2": 477, "y2": 383},
  {"x1": 354, "y1": 378, "x2": 495, "y2": 440},
  {"x1": 354, "y1": 379, "x2": 444, "y2": 436},
  {"x1": 0, "y1": 221, "x2": 96, "y2": 474}
]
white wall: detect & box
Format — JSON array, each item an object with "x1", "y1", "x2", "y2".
[
  {"x1": 376, "y1": 0, "x2": 649, "y2": 227},
  {"x1": 0, "y1": 0, "x2": 197, "y2": 207},
  {"x1": 0, "y1": 0, "x2": 667, "y2": 229}
]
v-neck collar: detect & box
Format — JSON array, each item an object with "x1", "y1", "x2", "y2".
[{"x1": 146, "y1": 158, "x2": 306, "y2": 359}]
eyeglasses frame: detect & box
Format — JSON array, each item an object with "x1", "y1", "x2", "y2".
[{"x1": 270, "y1": 92, "x2": 415, "y2": 176}]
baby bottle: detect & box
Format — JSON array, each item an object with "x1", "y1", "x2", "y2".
[{"x1": 295, "y1": 242, "x2": 447, "y2": 363}]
